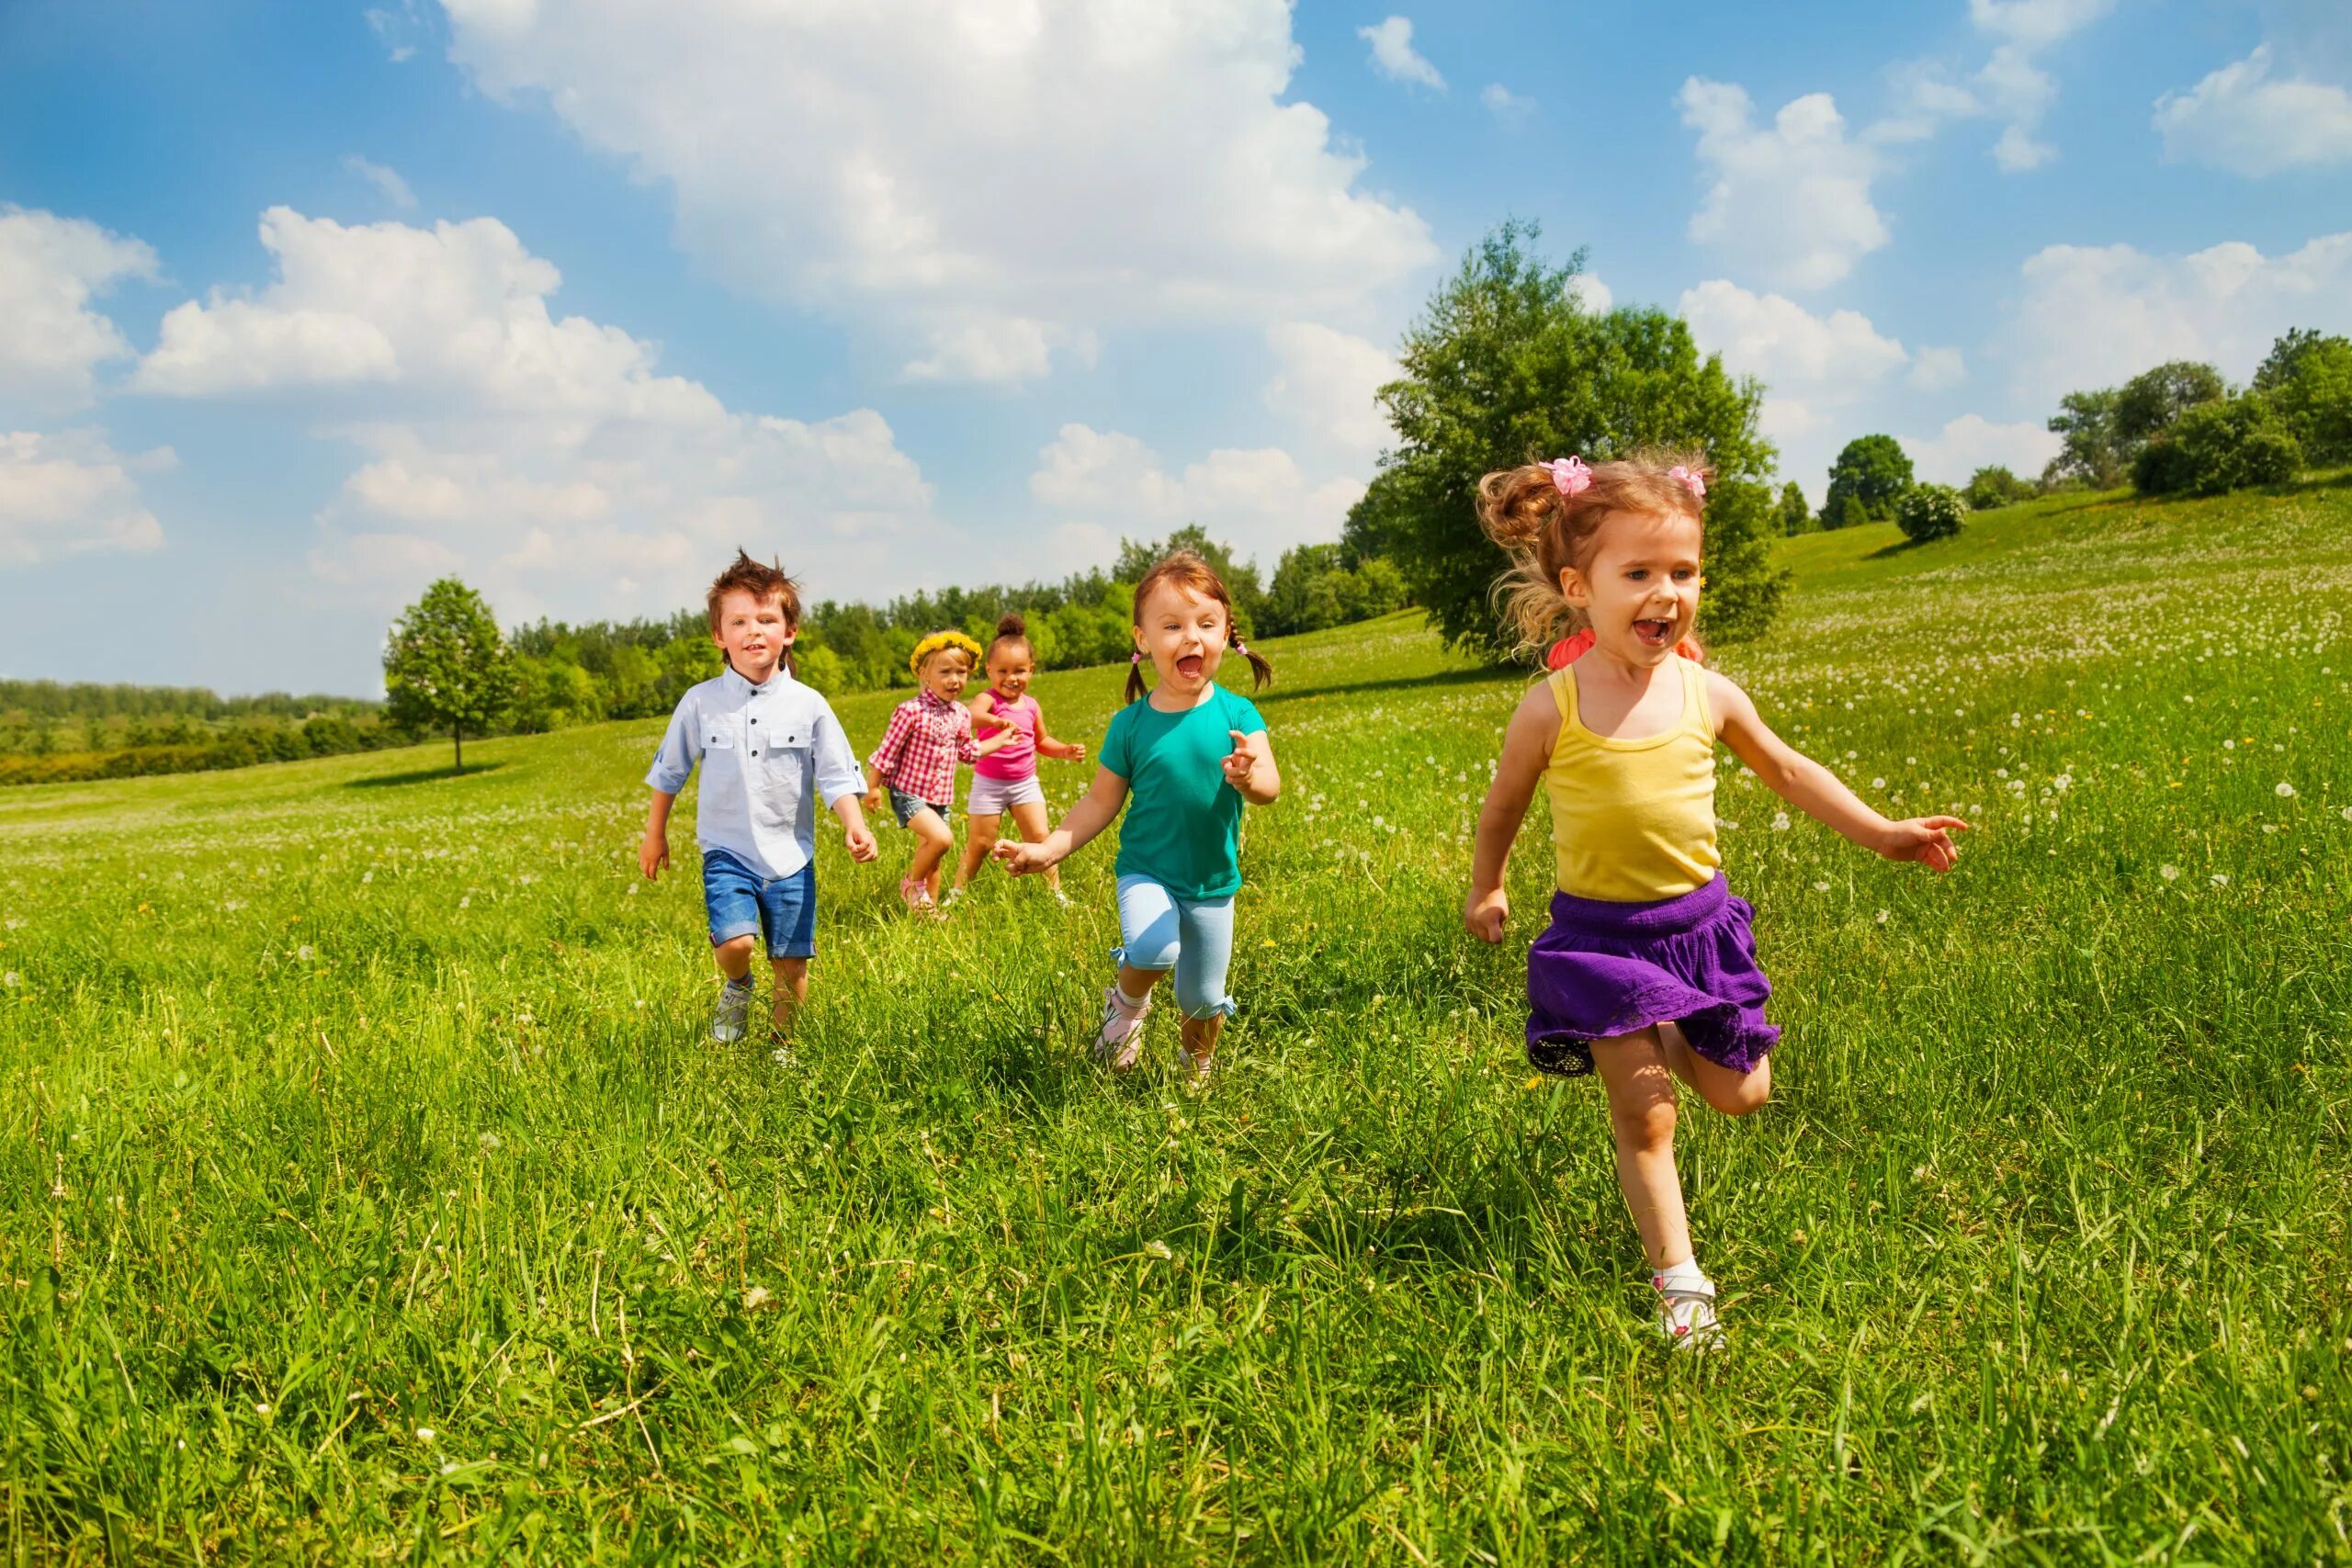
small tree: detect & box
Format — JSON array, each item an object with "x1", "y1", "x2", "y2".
[
  {"x1": 383, "y1": 578, "x2": 518, "y2": 773},
  {"x1": 1830, "y1": 492, "x2": 1871, "y2": 531},
  {"x1": 1824, "y1": 435, "x2": 1914, "y2": 521},
  {"x1": 1695, "y1": 479, "x2": 1790, "y2": 643},
  {"x1": 2113, "y1": 360, "x2": 2227, "y2": 448},
  {"x1": 1775, "y1": 480, "x2": 1815, "y2": 536},
  {"x1": 1894, "y1": 483, "x2": 1967, "y2": 543},
  {"x1": 2047, "y1": 388, "x2": 2129, "y2": 489}
]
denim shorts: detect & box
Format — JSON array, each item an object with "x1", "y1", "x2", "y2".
[
  {"x1": 702, "y1": 848, "x2": 816, "y2": 959},
  {"x1": 888, "y1": 787, "x2": 949, "y2": 829}
]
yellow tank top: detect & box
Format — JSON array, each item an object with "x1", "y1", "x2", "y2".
[{"x1": 1544, "y1": 657, "x2": 1721, "y2": 902}]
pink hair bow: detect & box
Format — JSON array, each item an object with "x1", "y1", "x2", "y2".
[
  {"x1": 1668, "y1": 465, "x2": 1706, "y2": 500},
  {"x1": 1542, "y1": 457, "x2": 1592, "y2": 498}
]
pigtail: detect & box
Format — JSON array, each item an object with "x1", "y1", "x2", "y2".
[
  {"x1": 1124, "y1": 651, "x2": 1148, "y2": 705},
  {"x1": 1477, "y1": 465, "x2": 1585, "y2": 660},
  {"x1": 1227, "y1": 623, "x2": 1274, "y2": 691}
]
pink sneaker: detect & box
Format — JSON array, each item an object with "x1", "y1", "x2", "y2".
[{"x1": 1091, "y1": 986, "x2": 1151, "y2": 1072}]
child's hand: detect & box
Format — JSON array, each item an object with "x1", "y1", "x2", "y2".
[
  {"x1": 1222, "y1": 730, "x2": 1266, "y2": 789},
  {"x1": 1879, "y1": 815, "x2": 1970, "y2": 873},
  {"x1": 639, "y1": 831, "x2": 669, "y2": 881},
  {"x1": 1464, "y1": 886, "x2": 1510, "y2": 943},
  {"x1": 994, "y1": 837, "x2": 1058, "y2": 877},
  {"x1": 843, "y1": 823, "x2": 878, "y2": 863},
  {"x1": 862, "y1": 786, "x2": 884, "y2": 817}
]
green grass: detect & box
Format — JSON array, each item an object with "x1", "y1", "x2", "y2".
[{"x1": 4, "y1": 481, "x2": 2349, "y2": 1562}]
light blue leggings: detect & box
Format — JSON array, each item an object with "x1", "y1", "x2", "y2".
[{"x1": 1114, "y1": 874, "x2": 1236, "y2": 1020}]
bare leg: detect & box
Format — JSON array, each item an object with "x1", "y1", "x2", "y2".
[
  {"x1": 1657, "y1": 1020, "x2": 1773, "y2": 1115},
  {"x1": 1180, "y1": 1010, "x2": 1224, "y2": 1067},
  {"x1": 1590, "y1": 1027, "x2": 1690, "y2": 1270},
  {"x1": 1005, "y1": 799, "x2": 1061, "y2": 895},
  {"x1": 954, "y1": 814, "x2": 1001, "y2": 891},
  {"x1": 1117, "y1": 964, "x2": 1167, "y2": 1001},
  {"x1": 907, "y1": 808, "x2": 954, "y2": 901},
  {"x1": 713, "y1": 933, "x2": 756, "y2": 985},
  {"x1": 769, "y1": 956, "x2": 808, "y2": 1033}
]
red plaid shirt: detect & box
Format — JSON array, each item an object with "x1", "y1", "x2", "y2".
[{"x1": 867, "y1": 689, "x2": 979, "y2": 805}]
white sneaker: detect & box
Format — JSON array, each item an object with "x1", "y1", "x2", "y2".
[
  {"x1": 712, "y1": 982, "x2": 752, "y2": 1043},
  {"x1": 1653, "y1": 1272, "x2": 1722, "y2": 1350},
  {"x1": 1091, "y1": 986, "x2": 1151, "y2": 1072}
]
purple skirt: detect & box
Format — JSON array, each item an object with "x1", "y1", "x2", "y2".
[{"x1": 1524, "y1": 874, "x2": 1778, "y2": 1077}]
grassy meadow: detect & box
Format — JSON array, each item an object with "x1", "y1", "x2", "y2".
[{"x1": 3, "y1": 481, "x2": 2349, "y2": 1562}]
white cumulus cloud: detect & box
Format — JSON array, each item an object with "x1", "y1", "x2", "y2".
[
  {"x1": 2002, "y1": 230, "x2": 2352, "y2": 408},
  {"x1": 1909, "y1": 346, "x2": 1967, "y2": 391},
  {"x1": 1681, "y1": 279, "x2": 1917, "y2": 491},
  {"x1": 1680, "y1": 80, "x2": 1887, "y2": 290},
  {"x1": 1030, "y1": 423, "x2": 1362, "y2": 564},
  {"x1": 0, "y1": 429, "x2": 168, "y2": 566},
  {"x1": 129, "y1": 208, "x2": 935, "y2": 620},
  {"x1": 1361, "y1": 17, "x2": 1445, "y2": 91},
  {"x1": 438, "y1": 0, "x2": 1437, "y2": 375},
  {"x1": 1261, "y1": 321, "x2": 1397, "y2": 460},
  {"x1": 1897, "y1": 414, "x2": 2061, "y2": 487},
  {"x1": 0, "y1": 207, "x2": 158, "y2": 415},
  {"x1": 1873, "y1": 1, "x2": 2109, "y2": 170},
  {"x1": 2155, "y1": 46, "x2": 2352, "y2": 175}
]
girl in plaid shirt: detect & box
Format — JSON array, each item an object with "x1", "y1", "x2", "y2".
[{"x1": 864, "y1": 630, "x2": 1012, "y2": 914}]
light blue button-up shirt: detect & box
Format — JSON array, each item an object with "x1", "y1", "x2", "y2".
[{"x1": 646, "y1": 664, "x2": 865, "y2": 881}]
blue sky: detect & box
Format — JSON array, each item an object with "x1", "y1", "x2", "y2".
[{"x1": 3, "y1": 0, "x2": 2346, "y2": 696}]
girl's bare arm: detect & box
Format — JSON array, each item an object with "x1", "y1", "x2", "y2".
[
  {"x1": 1464, "y1": 683, "x2": 1556, "y2": 942},
  {"x1": 995, "y1": 765, "x2": 1129, "y2": 874}
]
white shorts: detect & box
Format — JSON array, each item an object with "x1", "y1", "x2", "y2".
[{"x1": 967, "y1": 773, "x2": 1046, "y2": 816}]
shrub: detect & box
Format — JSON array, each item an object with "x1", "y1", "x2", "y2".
[
  {"x1": 2113, "y1": 361, "x2": 2228, "y2": 446},
  {"x1": 1894, "y1": 483, "x2": 1966, "y2": 543},
  {"x1": 1775, "y1": 480, "x2": 1814, "y2": 536},
  {"x1": 2132, "y1": 396, "x2": 2303, "y2": 497},
  {"x1": 2253, "y1": 330, "x2": 2352, "y2": 466},
  {"x1": 1963, "y1": 465, "x2": 2033, "y2": 511},
  {"x1": 1830, "y1": 493, "x2": 1871, "y2": 531}
]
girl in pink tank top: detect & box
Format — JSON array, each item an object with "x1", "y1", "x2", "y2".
[{"x1": 950, "y1": 613, "x2": 1089, "y2": 902}]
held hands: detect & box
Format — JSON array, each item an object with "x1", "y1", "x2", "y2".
[
  {"x1": 1222, "y1": 730, "x2": 1266, "y2": 791},
  {"x1": 993, "y1": 832, "x2": 1066, "y2": 878},
  {"x1": 639, "y1": 830, "x2": 670, "y2": 881},
  {"x1": 1464, "y1": 886, "x2": 1509, "y2": 944},
  {"x1": 1877, "y1": 815, "x2": 1970, "y2": 874}
]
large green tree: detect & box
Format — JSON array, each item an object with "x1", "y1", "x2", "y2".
[
  {"x1": 383, "y1": 578, "x2": 518, "y2": 773},
  {"x1": 1341, "y1": 220, "x2": 1778, "y2": 658},
  {"x1": 2253, "y1": 329, "x2": 2352, "y2": 465},
  {"x1": 1823, "y1": 434, "x2": 1914, "y2": 522},
  {"x1": 2045, "y1": 388, "x2": 2129, "y2": 489},
  {"x1": 2113, "y1": 360, "x2": 2227, "y2": 447}
]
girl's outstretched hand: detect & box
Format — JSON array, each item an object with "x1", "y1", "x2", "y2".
[
  {"x1": 1878, "y1": 815, "x2": 1970, "y2": 873},
  {"x1": 1464, "y1": 886, "x2": 1510, "y2": 943},
  {"x1": 1222, "y1": 729, "x2": 1267, "y2": 789}
]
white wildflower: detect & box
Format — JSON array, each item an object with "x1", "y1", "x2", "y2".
[
  {"x1": 2275, "y1": 782, "x2": 2295, "y2": 798},
  {"x1": 2160, "y1": 865, "x2": 2178, "y2": 881},
  {"x1": 1874, "y1": 909, "x2": 1889, "y2": 924},
  {"x1": 1812, "y1": 881, "x2": 1831, "y2": 892},
  {"x1": 477, "y1": 1132, "x2": 501, "y2": 1153},
  {"x1": 2211, "y1": 874, "x2": 2229, "y2": 887},
  {"x1": 416, "y1": 1427, "x2": 435, "y2": 1442},
  {"x1": 1770, "y1": 812, "x2": 1792, "y2": 831},
  {"x1": 2, "y1": 973, "x2": 17, "y2": 989}
]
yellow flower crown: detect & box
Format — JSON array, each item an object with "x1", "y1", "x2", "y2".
[{"x1": 909, "y1": 628, "x2": 983, "y2": 676}]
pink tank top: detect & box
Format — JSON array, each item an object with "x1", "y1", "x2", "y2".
[{"x1": 973, "y1": 691, "x2": 1039, "y2": 780}]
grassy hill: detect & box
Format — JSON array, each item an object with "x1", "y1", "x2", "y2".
[{"x1": 1, "y1": 481, "x2": 2346, "y2": 1561}]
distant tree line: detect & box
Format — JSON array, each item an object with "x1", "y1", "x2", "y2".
[
  {"x1": 6, "y1": 527, "x2": 1410, "y2": 785},
  {"x1": 0, "y1": 681, "x2": 409, "y2": 786},
  {"x1": 1786, "y1": 327, "x2": 2349, "y2": 547}
]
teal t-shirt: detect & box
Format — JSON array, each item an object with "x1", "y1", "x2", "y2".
[{"x1": 1099, "y1": 685, "x2": 1267, "y2": 900}]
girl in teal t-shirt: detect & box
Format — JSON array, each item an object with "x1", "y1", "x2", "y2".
[{"x1": 997, "y1": 550, "x2": 1280, "y2": 1083}]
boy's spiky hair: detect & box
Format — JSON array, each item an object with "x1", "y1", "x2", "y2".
[{"x1": 706, "y1": 550, "x2": 803, "y2": 671}]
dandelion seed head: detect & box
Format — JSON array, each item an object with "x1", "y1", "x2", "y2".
[
  {"x1": 2160, "y1": 864, "x2": 2179, "y2": 881},
  {"x1": 2275, "y1": 781, "x2": 2295, "y2": 798}
]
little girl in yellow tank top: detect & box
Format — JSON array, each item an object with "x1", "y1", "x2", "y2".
[{"x1": 1461, "y1": 451, "x2": 1971, "y2": 1350}]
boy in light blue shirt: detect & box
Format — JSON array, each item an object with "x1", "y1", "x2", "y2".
[{"x1": 640, "y1": 551, "x2": 876, "y2": 1042}]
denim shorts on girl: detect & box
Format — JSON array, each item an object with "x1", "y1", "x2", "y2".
[
  {"x1": 888, "y1": 787, "x2": 950, "y2": 829},
  {"x1": 702, "y1": 847, "x2": 817, "y2": 959}
]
